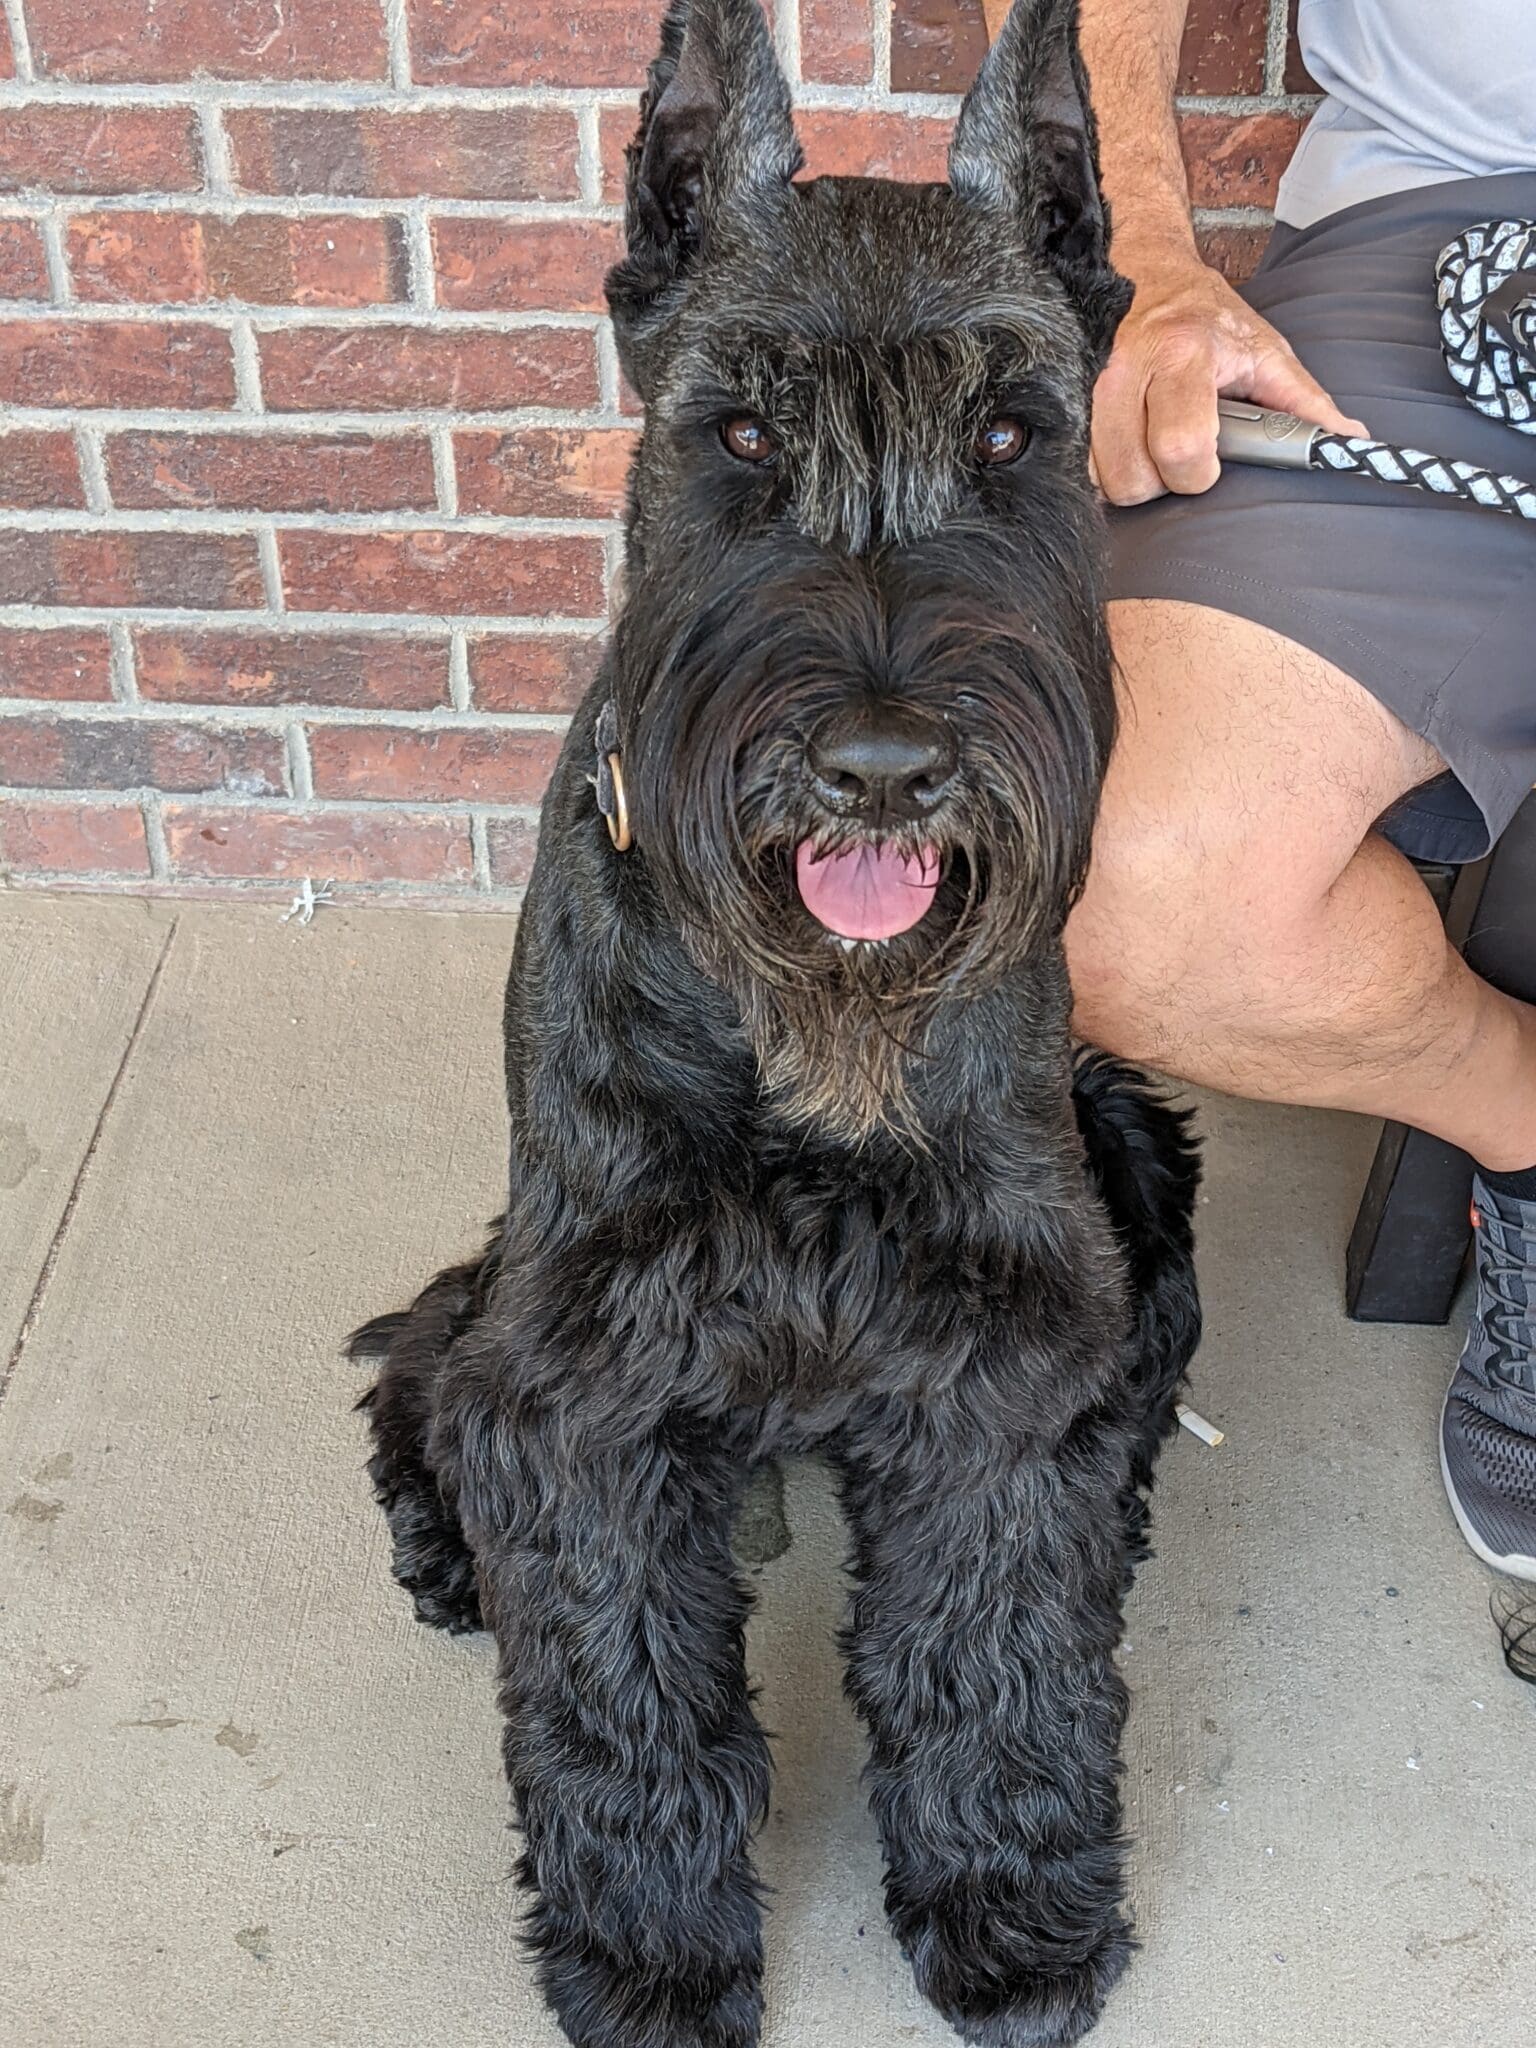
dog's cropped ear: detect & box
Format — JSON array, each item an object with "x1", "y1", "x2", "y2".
[
  {"x1": 608, "y1": 1, "x2": 801, "y2": 367},
  {"x1": 948, "y1": 0, "x2": 1131, "y2": 364}
]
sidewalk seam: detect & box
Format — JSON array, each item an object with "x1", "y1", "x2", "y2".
[{"x1": 1, "y1": 914, "x2": 180, "y2": 1404}]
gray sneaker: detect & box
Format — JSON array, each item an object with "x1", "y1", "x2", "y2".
[{"x1": 1440, "y1": 1176, "x2": 1536, "y2": 1581}]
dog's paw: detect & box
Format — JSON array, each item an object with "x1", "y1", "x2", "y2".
[
  {"x1": 944, "y1": 1959, "x2": 1125, "y2": 2047},
  {"x1": 407, "y1": 1578, "x2": 483, "y2": 1634},
  {"x1": 910, "y1": 1908, "x2": 1132, "y2": 2048},
  {"x1": 542, "y1": 1952, "x2": 762, "y2": 2048},
  {"x1": 393, "y1": 1545, "x2": 484, "y2": 1634}
]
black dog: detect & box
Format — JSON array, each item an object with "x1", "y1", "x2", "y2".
[{"x1": 351, "y1": 3, "x2": 1201, "y2": 2042}]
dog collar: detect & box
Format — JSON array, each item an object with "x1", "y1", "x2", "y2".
[{"x1": 593, "y1": 697, "x2": 632, "y2": 853}]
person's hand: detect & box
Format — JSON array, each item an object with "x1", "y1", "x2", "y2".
[{"x1": 1091, "y1": 251, "x2": 1368, "y2": 505}]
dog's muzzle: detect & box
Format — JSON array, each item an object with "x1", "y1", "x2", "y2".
[{"x1": 791, "y1": 701, "x2": 955, "y2": 940}]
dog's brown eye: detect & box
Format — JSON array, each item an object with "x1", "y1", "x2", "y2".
[
  {"x1": 721, "y1": 416, "x2": 776, "y2": 463},
  {"x1": 976, "y1": 416, "x2": 1029, "y2": 466}
]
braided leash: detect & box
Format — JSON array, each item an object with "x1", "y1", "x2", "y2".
[
  {"x1": 1309, "y1": 429, "x2": 1536, "y2": 518},
  {"x1": 1437, "y1": 217, "x2": 1536, "y2": 424},
  {"x1": 1219, "y1": 218, "x2": 1536, "y2": 521}
]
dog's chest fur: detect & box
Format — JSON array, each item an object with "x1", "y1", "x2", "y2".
[{"x1": 493, "y1": 733, "x2": 1132, "y2": 1447}]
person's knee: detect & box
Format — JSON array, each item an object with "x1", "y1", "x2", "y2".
[
  {"x1": 1067, "y1": 598, "x2": 1410, "y2": 1061},
  {"x1": 1066, "y1": 798, "x2": 1325, "y2": 1062},
  {"x1": 1066, "y1": 810, "x2": 1207, "y2": 1060}
]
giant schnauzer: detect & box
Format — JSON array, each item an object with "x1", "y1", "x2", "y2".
[{"x1": 351, "y1": 1, "x2": 1202, "y2": 2042}]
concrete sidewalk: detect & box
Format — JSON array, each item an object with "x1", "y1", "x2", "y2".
[{"x1": 1, "y1": 892, "x2": 1530, "y2": 2048}]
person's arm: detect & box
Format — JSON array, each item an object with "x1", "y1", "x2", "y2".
[{"x1": 1077, "y1": 0, "x2": 1365, "y2": 503}]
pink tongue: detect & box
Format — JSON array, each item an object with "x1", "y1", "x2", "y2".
[{"x1": 795, "y1": 841, "x2": 941, "y2": 941}]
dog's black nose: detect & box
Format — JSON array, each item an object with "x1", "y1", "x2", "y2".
[{"x1": 807, "y1": 704, "x2": 958, "y2": 821}]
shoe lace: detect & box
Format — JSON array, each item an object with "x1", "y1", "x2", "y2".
[{"x1": 1481, "y1": 1225, "x2": 1536, "y2": 1394}]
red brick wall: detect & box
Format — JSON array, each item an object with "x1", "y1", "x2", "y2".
[{"x1": 0, "y1": 0, "x2": 1314, "y2": 904}]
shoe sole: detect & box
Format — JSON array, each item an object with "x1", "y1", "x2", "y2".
[{"x1": 1438, "y1": 1396, "x2": 1536, "y2": 1583}]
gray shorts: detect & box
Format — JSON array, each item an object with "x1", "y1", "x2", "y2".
[{"x1": 1109, "y1": 170, "x2": 1536, "y2": 862}]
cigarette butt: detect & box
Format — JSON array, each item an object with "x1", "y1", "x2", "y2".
[{"x1": 1176, "y1": 1403, "x2": 1225, "y2": 1448}]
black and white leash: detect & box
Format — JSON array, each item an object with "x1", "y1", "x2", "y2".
[{"x1": 1216, "y1": 217, "x2": 1536, "y2": 520}]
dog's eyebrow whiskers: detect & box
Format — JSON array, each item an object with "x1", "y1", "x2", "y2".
[{"x1": 720, "y1": 325, "x2": 1047, "y2": 552}]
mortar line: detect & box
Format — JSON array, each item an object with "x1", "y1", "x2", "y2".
[
  {"x1": 230, "y1": 318, "x2": 264, "y2": 410},
  {"x1": 1264, "y1": 0, "x2": 1291, "y2": 98},
  {"x1": 0, "y1": 0, "x2": 34, "y2": 81},
  {"x1": 0, "y1": 195, "x2": 626, "y2": 224},
  {"x1": 603, "y1": 527, "x2": 627, "y2": 614},
  {"x1": 285, "y1": 720, "x2": 314, "y2": 798},
  {"x1": 872, "y1": 0, "x2": 893, "y2": 94},
  {"x1": 1174, "y1": 92, "x2": 1318, "y2": 117},
  {"x1": 40, "y1": 211, "x2": 72, "y2": 304},
  {"x1": 469, "y1": 811, "x2": 492, "y2": 889},
  {"x1": 0, "y1": 783, "x2": 547, "y2": 820},
  {"x1": 0, "y1": 82, "x2": 640, "y2": 110},
  {"x1": 0, "y1": 699, "x2": 574, "y2": 731},
  {"x1": 596, "y1": 319, "x2": 624, "y2": 415},
  {"x1": 0, "y1": 77, "x2": 984, "y2": 114},
  {"x1": 776, "y1": 0, "x2": 804, "y2": 87},
  {"x1": 108, "y1": 620, "x2": 138, "y2": 700},
  {"x1": 141, "y1": 793, "x2": 170, "y2": 877},
  {"x1": 383, "y1": 0, "x2": 413, "y2": 90},
  {"x1": 0, "y1": 603, "x2": 608, "y2": 635},
  {"x1": 1, "y1": 915, "x2": 179, "y2": 1406},
  {"x1": 0, "y1": 296, "x2": 608, "y2": 325},
  {"x1": 430, "y1": 425, "x2": 459, "y2": 516},
  {"x1": 404, "y1": 204, "x2": 437, "y2": 310},
  {"x1": 575, "y1": 104, "x2": 604, "y2": 207},
  {"x1": 447, "y1": 631, "x2": 472, "y2": 709},
  {"x1": 0, "y1": 508, "x2": 621, "y2": 536},
  {"x1": 75, "y1": 424, "x2": 111, "y2": 512},
  {"x1": 199, "y1": 104, "x2": 236, "y2": 198},
  {"x1": 256, "y1": 527, "x2": 285, "y2": 609},
  {"x1": 0, "y1": 405, "x2": 622, "y2": 432},
  {"x1": 1191, "y1": 204, "x2": 1283, "y2": 228}
]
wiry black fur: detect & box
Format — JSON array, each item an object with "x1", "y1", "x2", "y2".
[{"x1": 350, "y1": 5, "x2": 1201, "y2": 2045}]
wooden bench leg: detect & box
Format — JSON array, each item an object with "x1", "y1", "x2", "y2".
[{"x1": 1346, "y1": 793, "x2": 1536, "y2": 1322}]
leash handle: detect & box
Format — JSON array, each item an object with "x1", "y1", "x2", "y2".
[
  {"x1": 1215, "y1": 398, "x2": 1321, "y2": 470},
  {"x1": 1216, "y1": 399, "x2": 1536, "y2": 518}
]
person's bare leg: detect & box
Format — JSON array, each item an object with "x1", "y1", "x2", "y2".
[{"x1": 1068, "y1": 600, "x2": 1536, "y2": 1171}]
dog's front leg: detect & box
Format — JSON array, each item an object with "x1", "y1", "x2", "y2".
[
  {"x1": 835, "y1": 1407, "x2": 1135, "y2": 2048},
  {"x1": 475, "y1": 1411, "x2": 770, "y2": 2048}
]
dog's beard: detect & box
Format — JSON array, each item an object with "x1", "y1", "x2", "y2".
[{"x1": 623, "y1": 558, "x2": 1110, "y2": 1141}]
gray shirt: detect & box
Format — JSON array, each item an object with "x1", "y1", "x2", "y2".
[{"x1": 1276, "y1": 1, "x2": 1536, "y2": 227}]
